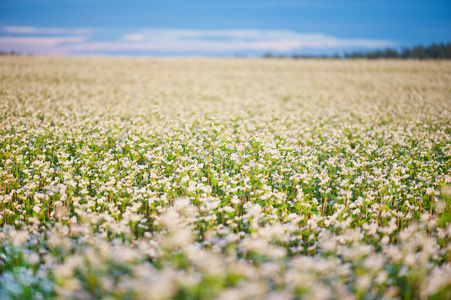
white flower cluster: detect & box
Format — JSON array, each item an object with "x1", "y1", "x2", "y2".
[{"x1": 0, "y1": 57, "x2": 450, "y2": 299}]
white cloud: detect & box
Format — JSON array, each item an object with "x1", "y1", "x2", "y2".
[
  {"x1": 0, "y1": 26, "x2": 395, "y2": 55},
  {"x1": 110, "y1": 29, "x2": 394, "y2": 54},
  {"x1": 0, "y1": 25, "x2": 90, "y2": 35},
  {"x1": 122, "y1": 34, "x2": 145, "y2": 42},
  {"x1": 63, "y1": 39, "x2": 304, "y2": 53},
  {"x1": 118, "y1": 29, "x2": 394, "y2": 48}
]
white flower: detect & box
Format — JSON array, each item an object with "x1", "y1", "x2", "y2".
[{"x1": 33, "y1": 205, "x2": 41, "y2": 214}]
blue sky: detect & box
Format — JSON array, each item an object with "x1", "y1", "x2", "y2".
[{"x1": 0, "y1": 0, "x2": 450, "y2": 56}]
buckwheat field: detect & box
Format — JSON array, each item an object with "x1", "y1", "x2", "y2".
[{"x1": 1, "y1": 57, "x2": 451, "y2": 300}]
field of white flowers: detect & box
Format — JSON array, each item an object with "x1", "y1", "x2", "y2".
[{"x1": 0, "y1": 56, "x2": 450, "y2": 299}]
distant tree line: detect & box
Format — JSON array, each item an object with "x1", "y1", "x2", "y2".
[
  {"x1": 264, "y1": 42, "x2": 451, "y2": 59},
  {"x1": 0, "y1": 50, "x2": 20, "y2": 56},
  {"x1": 343, "y1": 42, "x2": 451, "y2": 59}
]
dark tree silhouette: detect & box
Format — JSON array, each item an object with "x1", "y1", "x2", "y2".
[{"x1": 264, "y1": 43, "x2": 451, "y2": 59}]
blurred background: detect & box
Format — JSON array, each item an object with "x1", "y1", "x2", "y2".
[{"x1": 0, "y1": 0, "x2": 450, "y2": 57}]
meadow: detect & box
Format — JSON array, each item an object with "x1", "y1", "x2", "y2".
[{"x1": 0, "y1": 56, "x2": 450, "y2": 299}]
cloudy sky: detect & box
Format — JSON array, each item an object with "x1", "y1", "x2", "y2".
[{"x1": 1, "y1": 0, "x2": 450, "y2": 56}]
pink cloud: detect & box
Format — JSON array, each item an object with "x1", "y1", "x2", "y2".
[
  {"x1": 0, "y1": 36, "x2": 87, "y2": 55},
  {"x1": 0, "y1": 26, "x2": 395, "y2": 55}
]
